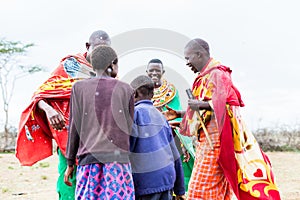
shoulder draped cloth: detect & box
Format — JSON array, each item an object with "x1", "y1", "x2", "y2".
[
  {"x1": 16, "y1": 53, "x2": 92, "y2": 166},
  {"x1": 180, "y1": 58, "x2": 281, "y2": 200}
]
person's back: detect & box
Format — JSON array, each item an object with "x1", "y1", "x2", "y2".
[
  {"x1": 130, "y1": 75, "x2": 185, "y2": 200},
  {"x1": 65, "y1": 45, "x2": 135, "y2": 199},
  {"x1": 67, "y1": 77, "x2": 134, "y2": 164}
]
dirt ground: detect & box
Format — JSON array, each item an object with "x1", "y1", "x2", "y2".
[{"x1": 0, "y1": 152, "x2": 299, "y2": 200}]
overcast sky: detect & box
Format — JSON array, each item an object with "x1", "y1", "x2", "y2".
[{"x1": 1, "y1": 0, "x2": 299, "y2": 131}]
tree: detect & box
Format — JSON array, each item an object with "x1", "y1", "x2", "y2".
[{"x1": 0, "y1": 38, "x2": 42, "y2": 150}]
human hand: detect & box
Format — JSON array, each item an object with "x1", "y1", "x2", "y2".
[
  {"x1": 64, "y1": 165, "x2": 74, "y2": 186},
  {"x1": 181, "y1": 146, "x2": 190, "y2": 162},
  {"x1": 169, "y1": 122, "x2": 181, "y2": 137},
  {"x1": 162, "y1": 105, "x2": 180, "y2": 121},
  {"x1": 169, "y1": 121, "x2": 181, "y2": 129},
  {"x1": 44, "y1": 107, "x2": 65, "y2": 131}
]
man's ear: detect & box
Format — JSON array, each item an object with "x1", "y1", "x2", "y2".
[
  {"x1": 134, "y1": 90, "x2": 139, "y2": 98},
  {"x1": 89, "y1": 71, "x2": 96, "y2": 77},
  {"x1": 85, "y1": 42, "x2": 90, "y2": 51},
  {"x1": 162, "y1": 69, "x2": 165, "y2": 74},
  {"x1": 197, "y1": 52, "x2": 202, "y2": 58}
]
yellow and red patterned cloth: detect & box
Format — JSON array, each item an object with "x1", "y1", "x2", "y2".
[
  {"x1": 16, "y1": 53, "x2": 92, "y2": 166},
  {"x1": 180, "y1": 58, "x2": 281, "y2": 199}
]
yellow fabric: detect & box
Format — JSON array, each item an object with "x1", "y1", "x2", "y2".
[{"x1": 227, "y1": 105, "x2": 279, "y2": 198}]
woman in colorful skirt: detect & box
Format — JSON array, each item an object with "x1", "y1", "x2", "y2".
[{"x1": 64, "y1": 45, "x2": 135, "y2": 199}]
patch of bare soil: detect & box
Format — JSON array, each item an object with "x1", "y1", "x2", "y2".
[
  {"x1": 0, "y1": 152, "x2": 299, "y2": 199},
  {"x1": 267, "y1": 152, "x2": 300, "y2": 200},
  {"x1": 0, "y1": 153, "x2": 58, "y2": 200}
]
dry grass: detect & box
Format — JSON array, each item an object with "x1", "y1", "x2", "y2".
[{"x1": 253, "y1": 125, "x2": 300, "y2": 152}]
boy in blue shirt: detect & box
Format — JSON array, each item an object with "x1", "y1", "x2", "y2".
[{"x1": 130, "y1": 75, "x2": 186, "y2": 200}]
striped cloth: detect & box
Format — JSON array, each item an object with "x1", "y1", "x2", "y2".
[
  {"x1": 76, "y1": 162, "x2": 135, "y2": 200},
  {"x1": 187, "y1": 117, "x2": 233, "y2": 200}
]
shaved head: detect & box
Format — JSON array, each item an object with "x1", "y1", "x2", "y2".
[
  {"x1": 86, "y1": 30, "x2": 111, "y2": 56},
  {"x1": 184, "y1": 38, "x2": 211, "y2": 73},
  {"x1": 89, "y1": 30, "x2": 111, "y2": 46},
  {"x1": 185, "y1": 38, "x2": 210, "y2": 56}
]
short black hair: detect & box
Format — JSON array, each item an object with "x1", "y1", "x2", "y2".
[
  {"x1": 130, "y1": 75, "x2": 154, "y2": 96},
  {"x1": 91, "y1": 46, "x2": 117, "y2": 70},
  {"x1": 137, "y1": 85, "x2": 154, "y2": 97},
  {"x1": 147, "y1": 58, "x2": 164, "y2": 70}
]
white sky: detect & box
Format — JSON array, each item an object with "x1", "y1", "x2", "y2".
[{"x1": 1, "y1": 0, "x2": 300, "y2": 131}]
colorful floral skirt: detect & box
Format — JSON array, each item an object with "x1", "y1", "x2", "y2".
[{"x1": 76, "y1": 162, "x2": 135, "y2": 200}]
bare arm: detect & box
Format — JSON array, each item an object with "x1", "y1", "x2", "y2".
[
  {"x1": 38, "y1": 100, "x2": 65, "y2": 130},
  {"x1": 188, "y1": 99, "x2": 211, "y2": 111},
  {"x1": 64, "y1": 165, "x2": 74, "y2": 186},
  {"x1": 162, "y1": 105, "x2": 186, "y2": 121}
]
